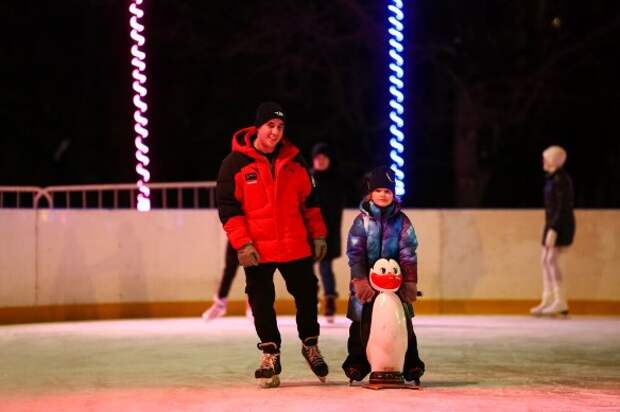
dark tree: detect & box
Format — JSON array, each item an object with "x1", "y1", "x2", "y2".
[{"x1": 2, "y1": 1, "x2": 619, "y2": 208}]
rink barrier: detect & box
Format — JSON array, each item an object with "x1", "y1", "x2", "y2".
[
  {"x1": 0, "y1": 182, "x2": 217, "y2": 209},
  {"x1": 1, "y1": 185, "x2": 619, "y2": 323},
  {"x1": 1, "y1": 299, "x2": 619, "y2": 324}
]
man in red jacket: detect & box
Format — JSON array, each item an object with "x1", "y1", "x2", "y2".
[{"x1": 216, "y1": 101, "x2": 329, "y2": 388}]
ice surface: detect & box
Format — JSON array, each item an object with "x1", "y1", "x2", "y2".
[{"x1": 1, "y1": 315, "x2": 619, "y2": 411}]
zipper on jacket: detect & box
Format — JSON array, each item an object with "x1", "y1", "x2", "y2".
[
  {"x1": 378, "y1": 215, "x2": 383, "y2": 258},
  {"x1": 272, "y1": 160, "x2": 281, "y2": 260}
]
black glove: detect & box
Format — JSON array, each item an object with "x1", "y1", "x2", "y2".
[{"x1": 237, "y1": 243, "x2": 260, "y2": 267}]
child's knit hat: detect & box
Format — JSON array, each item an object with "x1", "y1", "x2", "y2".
[{"x1": 366, "y1": 166, "x2": 396, "y2": 194}]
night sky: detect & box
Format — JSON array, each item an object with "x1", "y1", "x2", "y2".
[{"x1": 2, "y1": 1, "x2": 619, "y2": 207}]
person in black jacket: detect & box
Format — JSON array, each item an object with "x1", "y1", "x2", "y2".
[
  {"x1": 531, "y1": 145, "x2": 575, "y2": 316},
  {"x1": 311, "y1": 143, "x2": 345, "y2": 322}
]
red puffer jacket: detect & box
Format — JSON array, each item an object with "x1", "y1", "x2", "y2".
[{"x1": 216, "y1": 127, "x2": 327, "y2": 263}]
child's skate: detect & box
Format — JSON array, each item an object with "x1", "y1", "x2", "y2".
[
  {"x1": 301, "y1": 337, "x2": 329, "y2": 382},
  {"x1": 255, "y1": 342, "x2": 281, "y2": 388}
]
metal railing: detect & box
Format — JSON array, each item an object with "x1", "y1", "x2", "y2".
[
  {"x1": 0, "y1": 186, "x2": 49, "y2": 209},
  {"x1": 0, "y1": 182, "x2": 217, "y2": 209}
]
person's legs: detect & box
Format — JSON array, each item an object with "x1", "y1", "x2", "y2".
[
  {"x1": 244, "y1": 263, "x2": 281, "y2": 346},
  {"x1": 203, "y1": 242, "x2": 241, "y2": 321},
  {"x1": 318, "y1": 259, "x2": 336, "y2": 296},
  {"x1": 279, "y1": 258, "x2": 328, "y2": 379},
  {"x1": 542, "y1": 247, "x2": 569, "y2": 314},
  {"x1": 403, "y1": 317, "x2": 425, "y2": 384},
  {"x1": 217, "y1": 241, "x2": 240, "y2": 298},
  {"x1": 342, "y1": 320, "x2": 371, "y2": 381},
  {"x1": 245, "y1": 263, "x2": 284, "y2": 387},
  {"x1": 530, "y1": 246, "x2": 554, "y2": 315},
  {"x1": 319, "y1": 259, "x2": 337, "y2": 319},
  {"x1": 278, "y1": 258, "x2": 320, "y2": 341}
]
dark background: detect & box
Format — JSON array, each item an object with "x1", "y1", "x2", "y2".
[{"x1": 2, "y1": 1, "x2": 619, "y2": 207}]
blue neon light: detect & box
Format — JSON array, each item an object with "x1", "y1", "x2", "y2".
[{"x1": 387, "y1": 0, "x2": 405, "y2": 197}]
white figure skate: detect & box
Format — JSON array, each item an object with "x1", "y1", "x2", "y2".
[{"x1": 202, "y1": 296, "x2": 227, "y2": 321}]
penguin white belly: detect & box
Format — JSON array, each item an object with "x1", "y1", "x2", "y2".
[{"x1": 366, "y1": 292, "x2": 408, "y2": 372}]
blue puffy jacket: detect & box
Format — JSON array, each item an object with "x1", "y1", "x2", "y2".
[{"x1": 346, "y1": 200, "x2": 418, "y2": 321}]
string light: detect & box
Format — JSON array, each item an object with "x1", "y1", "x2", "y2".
[
  {"x1": 387, "y1": 0, "x2": 406, "y2": 197},
  {"x1": 129, "y1": 0, "x2": 151, "y2": 211}
]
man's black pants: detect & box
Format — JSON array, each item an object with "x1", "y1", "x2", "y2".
[{"x1": 244, "y1": 257, "x2": 319, "y2": 347}]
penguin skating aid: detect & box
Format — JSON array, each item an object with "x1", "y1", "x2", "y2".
[{"x1": 363, "y1": 258, "x2": 420, "y2": 390}]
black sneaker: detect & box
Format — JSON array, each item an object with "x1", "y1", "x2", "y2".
[
  {"x1": 342, "y1": 356, "x2": 371, "y2": 382},
  {"x1": 301, "y1": 337, "x2": 328, "y2": 382},
  {"x1": 255, "y1": 342, "x2": 281, "y2": 388},
  {"x1": 343, "y1": 362, "x2": 371, "y2": 382}
]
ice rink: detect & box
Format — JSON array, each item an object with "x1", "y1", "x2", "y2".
[{"x1": 1, "y1": 315, "x2": 619, "y2": 411}]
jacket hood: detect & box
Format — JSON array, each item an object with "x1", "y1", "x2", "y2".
[{"x1": 231, "y1": 126, "x2": 299, "y2": 161}]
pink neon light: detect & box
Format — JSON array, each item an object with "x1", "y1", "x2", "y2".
[{"x1": 130, "y1": 0, "x2": 151, "y2": 211}]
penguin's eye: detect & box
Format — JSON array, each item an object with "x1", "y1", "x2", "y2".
[{"x1": 381, "y1": 267, "x2": 386, "y2": 274}]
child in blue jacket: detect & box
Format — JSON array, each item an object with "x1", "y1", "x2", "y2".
[{"x1": 342, "y1": 166, "x2": 425, "y2": 384}]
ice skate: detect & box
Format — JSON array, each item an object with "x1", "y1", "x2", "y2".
[
  {"x1": 324, "y1": 295, "x2": 336, "y2": 324},
  {"x1": 301, "y1": 337, "x2": 329, "y2": 382},
  {"x1": 255, "y1": 342, "x2": 281, "y2": 388},
  {"x1": 541, "y1": 284, "x2": 569, "y2": 317},
  {"x1": 202, "y1": 296, "x2": 227, "y2": 321},
  {"x1": 541, "y1": 299, "x2": 569, "y2": 317},
  {"x1": 530, "y1": 291, "x2": 553, "y2": 316}
]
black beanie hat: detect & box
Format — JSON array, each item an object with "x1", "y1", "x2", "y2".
[
  {"x1": 311, "y1": 142, "x2": 334, "y2": 159},
  {"x1": 255, "y1": 101, "x2": 286, "y2": 128},
  {"x1": 366, "y1": 166, "x2": 396, "y2": 194}
]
